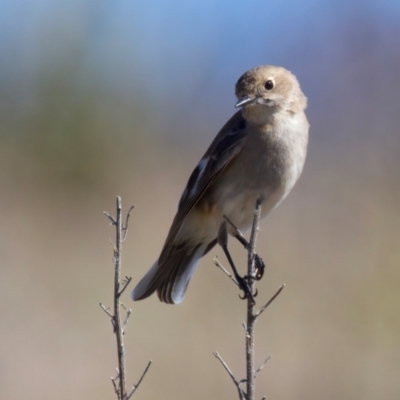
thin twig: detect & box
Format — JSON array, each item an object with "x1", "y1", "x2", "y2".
[
  {"x1": 100, "y1": 303, "x2": 114, "y2": 319},
  {"x1": 255, "y1": 356, "x2": 272, "y2": 375},
  {"x1": 213, "y1": 352, "x2": 246, "y2": 400},
  {"x1": 104, "y1": 211, "x2": 117, "y2": 225},
  {"x1": 122, "y1": 205, "x2": 135, "y2": 242},
  {"x1": 127, "y1": 360, "x2": 153, "y2": 399},
  {"x1": 213, "y1": 352, "x2": 239, "y2": 386},
  {"x1": 254, "y1": 284, "x2": 285, "y2": 318},
  {"x1": 121, "y1": 304, "x2": 132, "y2": 333},
  {"x1": 111, "y1": 376, "x2": 119, "y2": 396},
  {"x1": 214, "y1": 257, "x2": 239, "y2": 285}
]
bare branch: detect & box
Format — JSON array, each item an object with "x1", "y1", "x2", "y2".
[
  {"x1": 244, "y1": 197, "x2": 263, "y2": 400},
  {"x1": 254, "y1": 284, "x2": 285, "y2": 319},
  {"x1": 110, "y1": 197, "x2": 128, "y2": 398},
  {"x1": 213, "y1": 197, "x2": 284, "y2": 400},
  {"x1": 127, "y1": 361, "x2": 153, "y2": 399},
  {"x1": 102, "y1": 197, "x2": 151, "y2": 399}
]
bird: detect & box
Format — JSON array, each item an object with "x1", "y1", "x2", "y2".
[{"x1": 131, "y1": 65, "x2": 309, "y2": 304}]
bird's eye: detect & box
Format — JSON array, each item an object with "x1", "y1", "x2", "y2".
[{"x1": 264, "y1": 80, "x2": 274, "y2": 91}]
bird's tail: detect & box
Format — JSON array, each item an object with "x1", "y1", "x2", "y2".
[{"x1": 131, "y1": 242, "x2": 210, "y2": 304}]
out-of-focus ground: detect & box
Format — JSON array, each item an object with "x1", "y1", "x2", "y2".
[{"x1": 0, "y1": 1, "x2": 399, "y2": 399}]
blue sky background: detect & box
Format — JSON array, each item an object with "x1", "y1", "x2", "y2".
[{"x1": 1, "y1": 0, "x2": 400, "y2": 144}]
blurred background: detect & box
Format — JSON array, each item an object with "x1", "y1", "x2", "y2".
[{"x1": 0, "y1": 0, "x2": 399, "y2": 399}]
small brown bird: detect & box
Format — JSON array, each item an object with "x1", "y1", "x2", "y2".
[{"x1": 131, "y1": 65, "x2": 309, "y2": 304}]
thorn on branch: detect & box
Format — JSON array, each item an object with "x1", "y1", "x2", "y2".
[
  {"x1": 118, "y1": 276, "x2": 133, "y2": 297},
  {"x1": 238, "y1": 378, "x2": 247, "y2": 386},
  {"x1": 104, "y1": 211, "x2": 117, "y2": 225},
  {"x1": 122, "y1": 205, "x2": 135, "y2": 242},
  {"x1": 255, "y1": 356, "x2": 272, "y2": 376},
  {"x1": 255, "y1": 284, "x2": 285, "y2": 319}
]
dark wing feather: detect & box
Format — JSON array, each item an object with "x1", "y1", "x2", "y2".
[{"x1": 159, "y1": 111, "x2": 247, "y2": 262}]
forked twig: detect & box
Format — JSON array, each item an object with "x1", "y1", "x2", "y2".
[
  {"x1": 101, "y1": 197, "x2": 151, "y2": 399},
  {"x1": 214, "y1": 197, "x2": 284, "y2": 400},
  {"x1": 118, "y1": 276, "x2": 133, "y2": 297}
]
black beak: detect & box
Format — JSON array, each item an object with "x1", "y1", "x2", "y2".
[{"x1": 235, "y1": 95, "x2": 256, "y2": 108}]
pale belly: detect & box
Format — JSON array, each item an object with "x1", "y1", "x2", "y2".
[{"x1": 176, "y1": 161, "x2": 299, "y2": 244}]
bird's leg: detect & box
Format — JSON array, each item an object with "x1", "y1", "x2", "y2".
[
  {"x1": 234, "y1": 233, "x2": 265, "y2": 281},
  {"x1": 217, "y1": 222, "x2": 255, "y2": 305},
  {"x1": 223, "y1": 215, "x2": 265, "y2": 281}
]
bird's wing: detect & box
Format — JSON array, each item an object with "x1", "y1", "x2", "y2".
[{"x1": 159, "y1": 111, "x2": 247, "y2": 262}]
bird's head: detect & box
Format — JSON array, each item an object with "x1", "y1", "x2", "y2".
[{"x1": 235, "y1": 65, "x2": 307, "y2": 124}]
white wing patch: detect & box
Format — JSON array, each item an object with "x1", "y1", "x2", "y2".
[
  {"x1": 189, "y1": 158, "x2": 208, "y2": 197},
  {"x1": 179, "y1": 156, "x2": 209, "y2": 207}
]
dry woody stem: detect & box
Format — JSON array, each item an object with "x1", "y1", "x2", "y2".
[
  {"x1": 100, "y1": 197, "x2": 151, "y2": 400},
  {"x1": 214, "y1": 197, "x2": 285, "y2": 400},
  {"x1": 245, "y1": 197, "x2": 262, "y2": 400}
]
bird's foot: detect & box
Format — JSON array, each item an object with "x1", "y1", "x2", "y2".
[
  {"x1": 236, "y1": 275, "x2": 256, "y2": 305},
  {"x1": 254, "y1": 254, "x2": 265, "y2": 280}
]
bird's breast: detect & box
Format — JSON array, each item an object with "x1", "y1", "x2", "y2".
[{"x1": 199, "y1": 114, "x2": 308, "y2": 232}]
